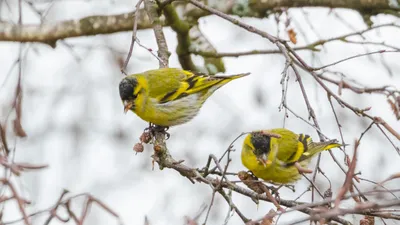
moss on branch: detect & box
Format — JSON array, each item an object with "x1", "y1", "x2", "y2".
[{"x1": 162, "y1": 3, "x2": 197, "y2": 71}]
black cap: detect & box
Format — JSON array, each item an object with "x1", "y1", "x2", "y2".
[
  {"x1": 119, "y1": 78, "x2": 137, "y2": 101},
  {"x1": 251, "y1": 132, "x2": 271, "y2": 156}
]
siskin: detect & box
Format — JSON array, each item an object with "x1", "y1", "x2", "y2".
[
  {"x1": 119, "y1": 68, "x2": 249, "y2": 127},
  {"x1": 241, "y1": 128, "x2": 341, "y2": 184}
]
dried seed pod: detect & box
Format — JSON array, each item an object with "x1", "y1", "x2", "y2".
[
  {"x1": 153, "y1": 144, "x2": 162, "y2": 152},
  {"x1": 238, "y1": 171, "x2": 265, "y2": 194},
  {"x1": 140, "y1": 131, "x2": 152, "y2": 144},
  {"x1": 260, "y1": 209, "x2": 276, "y2": 225},
  {"x1": 287, "y1": 28, "x2": 297, "y2": 44},
  {"x1": 360, "y1": 215, "x2": 374, "y2": 225},
  {"x1": 133, "y1": 143, "x2": 144, "y2": 153},
  {"x1": 387, "y1": 96, "x2": 400, "y2": 120}
]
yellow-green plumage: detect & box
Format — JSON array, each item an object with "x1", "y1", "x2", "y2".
[
  {"x1": 241, "y1": 128, "x2": 340, "y2": 184},
  {"x1": 119, "y1": 68, "x2": 249, "y2": 127}
]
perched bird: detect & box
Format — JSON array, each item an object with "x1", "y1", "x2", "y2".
[
  {"x1": 119, "y1": 68, "x2": 249, "y2": 127},
  {"x1": 241, "y1": 128, "x2": 341, "y2": 184}
]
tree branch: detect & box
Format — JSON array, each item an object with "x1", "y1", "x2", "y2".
[
  {"x1": 249, "y1": 0, "x2": 400, "y2": 15},
  {"x1": 189, "y1": 25, "x2": 226, "y2": 73},
  {"x1": 0, "y1": 9, "x2": 155, "y2": 47},
  {"x1": 144, "y1": 0, "x2": 169, "y2": 67},
  {"x1": 2, "y1": 1, "x2": 399, "y2": 45},
  {"x1": 162, "y1": 2, "x2": 196, "y2": 71}
]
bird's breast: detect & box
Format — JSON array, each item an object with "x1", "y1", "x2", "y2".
[{"x1": 136, "y1": 94, "x2": 204, "y2": 126}]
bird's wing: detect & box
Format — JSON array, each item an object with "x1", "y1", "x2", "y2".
[
  {"x1": 144, "y1": 68, "x2": 190, "y2": 100},
  {"x1": 269, "y1": 129, "x2": 306, "y2": 165},
  {"x1": 180, "y1": 73, "x2": 249, "y2": 96},
  {"x1": 148, "y1": 69, "x2": 247, "y2": 103}
]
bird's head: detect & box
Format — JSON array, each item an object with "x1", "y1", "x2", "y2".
[
  {"x1": 119, "y1": 76, "x2": 145, "y2": 113},
  {"x1": 250, "y1": 131, "x2": 272, "y2": 167}
]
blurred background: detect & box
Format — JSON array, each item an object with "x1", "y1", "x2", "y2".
[{"x1": 0, "y1": 0, "x2": 399, "y2": 224}]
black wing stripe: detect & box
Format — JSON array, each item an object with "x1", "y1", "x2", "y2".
[
  {"x1": 160, "y1": 76, "x2": 225, "y2": 104},
  {"x1": 176, "y1": 92, "x2": 189, "y2": 99},
  {"x1": 160, "y1": 89, "x2": 178, "y2": 103},
  {"x1": 287, "y1": 150, "x2": 298, "y2": 163},
  {"x1": 298, "y1": 134, "x2": 309, "y2": 152},
  {"x1": 303, "y1": 135, "x2": 309, "y2": 152},
  {"x1": 186, "y1": 76, "x2": 198, "y2": 89},
  {"x1": 284, "y1": 134, "x2": 309, "y2": 167}
]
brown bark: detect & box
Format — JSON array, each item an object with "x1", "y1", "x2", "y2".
[{"x1": 0, "y1": 0, "x2": 398, "y2": 45}]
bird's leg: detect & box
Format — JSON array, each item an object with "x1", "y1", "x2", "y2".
[
  {"x1": 247, "y1": 170, "x2": 256, "y2": 177},
  {"x1": 267, "y1": 185, "x2": 282, "y2": 196},
  {"x1": 283, "y1": 184, "x2": 296, "y2": 192},
  {"x1": 147, "y1": 124, "x2": 170, "y2": 140},
  {"x1": 143, "y1": 122, "x2": 152, "y2": 133},
  {"x1": 294, "y1": 162, "x2": 313, "y2": 174},
  {"x1": 154, "y1": 125, "x2": 170, "y2": 140}
]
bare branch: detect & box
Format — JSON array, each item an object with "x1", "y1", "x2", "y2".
[
  {"x1": 334, "y1": 139, "x2": 358, "y2": 208},
  {"x1": 144, "y1": 0, "x2": 169, "y2": 67},
  {"x1": 122, "y1": 0, "x2": 145, "y2": 75},
  {"x1": 250, "y1": 0, "x2": 400, "y2": 13},
  {"x1": 188, "y1": 0, "x2": 278, "y2": 44},
  {"x1": 162, "y1": 2, "x2": 197, "y2": 71},
  {"x1": 0, "y1": 9, "x2": 154, "y2": 46}
]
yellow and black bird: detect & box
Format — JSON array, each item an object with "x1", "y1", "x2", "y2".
[
  {"x1": 119, "y1": 68, "x2": 249, "y2": 128},
  {"x1": 241, "y1": 128, "x2": 341, "y2": 184}
]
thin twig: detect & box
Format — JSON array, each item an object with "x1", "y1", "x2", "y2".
[
  {"x1": 311, "y1": 50, "x2": 400, "y2": 71},
  {"x1": 122, "y1": 0, "x2": 144, "y2": 75},
  {"x1": 144, "y1": 0, "x2": 169, "y2": 67},
  {"x1": 187, "y1": 0, "x2": 278, "y2": 43}
]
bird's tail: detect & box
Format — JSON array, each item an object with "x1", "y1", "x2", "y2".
[
  {"x1": 215, "y1": 72, "x2": 251, "y2": 81},
  {"x1": 211, "y1": 72, "x2": 250, "y2": 89},
  {"x1": 299, "y1": 140, "x2": 342, "y2": 161},
  {"x1": 189, "y1": 72, "x2": 250, "y2": 96}
]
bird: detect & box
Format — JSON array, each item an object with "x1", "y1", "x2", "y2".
[
  {"x1": 119, "y1": 68, "x2": 249, "y2": 129},
  {"x1": 241, "y1": 128, "x2": 341, "y2": 184}
]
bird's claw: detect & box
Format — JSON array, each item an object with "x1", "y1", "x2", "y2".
[
  {"x1": 143, "y1": 123, "x2": 152, "y2": 133},
  {"x1": 267, "y1": 185, "x2": 279, "y2": 195},
  {"x1": 154, "y1": 125, "x2": 170, "y2": 140},
  {"x1": 247, "y1": 170, "x2": 256, "y2": 177},
  {"x1": 146, "y1": 123, "x2": 170, "y2": 140}
]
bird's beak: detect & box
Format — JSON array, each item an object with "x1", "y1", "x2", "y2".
[
  {"x1": 123, "y1": 100, "x2": 133, "y2": 114},
  {"x1": 257, "y1": 154, "x2": 272, "y2": 167}
]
